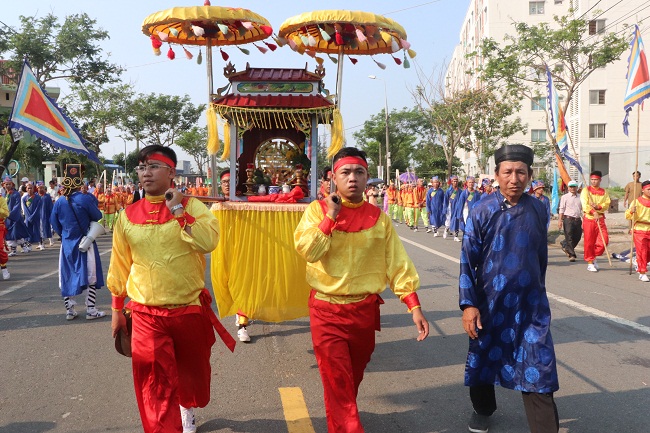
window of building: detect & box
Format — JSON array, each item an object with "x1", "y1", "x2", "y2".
[
  {"x1": 529, "y1": 2, "x2": 545, "y2": 14},
  {"x1": 589, "y1": 19, "x2": 606, "y2": 35},
  {"x1": 531, "y1": 129, "x2": 547, "y2": 142},
  {"x1": 589, "y1": 123, "x2": 606, "y2": 138},
  {"x1": 5, "y1": 93, "x2": 9, "y2": 101},
  {"x1": 589, "y1": 90, "x2": 606, "y2": 105},
  {"x1": 531, "y1": 97, "x2": 546, "y2": 111}
]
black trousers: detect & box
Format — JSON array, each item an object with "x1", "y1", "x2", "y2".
[
  {"x1": 470, "y1": 385, "x2": 559, "y2": 433},
  {"x1": 561, "y1": 217, "x2": 583, "y2": 258}
]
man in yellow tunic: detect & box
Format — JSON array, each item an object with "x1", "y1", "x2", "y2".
[
  {"x1": 580, "y1": 170, "x2": 611, "y2": 272},
  {"x1": 294, "y1": 147, "x2": 429, "y2": 433},
  {"x1": 625, "y1": 179, "x2": 650, "y2": 282},
  {"x1": 107, "y1": 145, "x2": 234, "y2": 433}
]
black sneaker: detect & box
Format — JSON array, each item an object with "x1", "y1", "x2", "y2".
[{"x1": 468, "y1": 411, "x2": 489, "y2": 433}]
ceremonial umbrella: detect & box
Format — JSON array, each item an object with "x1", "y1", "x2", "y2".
[
  {"x1": 399, "y1": 172, "x2": 417, "y2": 184},
  {"x1": 141, "y1": 2, "x2": 274, "y2": 192},
  {"x1": 278, "y1": 10, "x2": 415, "y2": 168},
  {"x1": 367, "y1": 177, "x2": 384, "y2": 186}
]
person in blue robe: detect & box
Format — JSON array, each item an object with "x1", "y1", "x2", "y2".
[
  {"x1": 456, "y1": 176, "x2": 483, "y2": 236},
  {"x1": 426, "y1": 176, "x2": 447, "y2": 236},
  {"x1": 459, "y1": 144, "x2": 559, "y2": 433},
  {"x1": 22, "y1": 183, "x2": 42, "y2": 249},
  {"x1": 38, "y1": 182, "x2": 54, "y2": 247},
  {"x1": 531, "y1": 180, "x2": 552, "y2": 230},
  {"x1": 444, "y1": 175, "x2": 463, "y2": 240},
  {"x1": 3, "y1": 177, "x2": 30, "y2": 256},
  {"x1": 50, "y1": 164, "x2": 106, "y2": 321}
]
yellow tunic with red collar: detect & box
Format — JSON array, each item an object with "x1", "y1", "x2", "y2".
[
  {"x1": 414, "y1": 186, "x2": 427, "y2": 207},
  {"x1": 626, "y1": 196, "x2": 650, "y2": 232},
  {"x1": 294, "y1": 199, "x2": 420, "y2": 307},
  {"x1": 0, "y1": 196, "x2": 9, "y2": 225},
  {"x1": 581, "y1": 186, "x2": 611, "y2": 220},
  {"x1": 106, "y1": 195, "x2": 220, "y2": 309}
]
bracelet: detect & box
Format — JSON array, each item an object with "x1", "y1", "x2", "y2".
[
  {"x1": 111, "y1": 307, "x2": 122, "y2": 312},
  {"x1": 170, "y1": 203, "x2": 184, "y2": 214}
]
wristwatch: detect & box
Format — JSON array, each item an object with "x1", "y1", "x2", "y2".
[{"x1": 170, "y1": 203, "x2": 184, "y2": 214}]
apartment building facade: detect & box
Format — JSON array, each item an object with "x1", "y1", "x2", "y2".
[{"x1": 445, "y1": 0, "x2": 650, "y2": 187}]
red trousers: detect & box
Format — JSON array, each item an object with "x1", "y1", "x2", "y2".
[
  {"x1": 582, "y1": 217, "x2": 608, "y2": 262},
  {"x1": 131, "y1": 308, "x2": 216, "y2": 433},
  {"x1": 0, "y1": 224, "x2": 7, "y2": 265},
  {"x1": 633, "y1": 230, "x2": 650, "y2": 274},
  {"x1": 309, "y1": 291, "x2": 383, "y2": 433}
]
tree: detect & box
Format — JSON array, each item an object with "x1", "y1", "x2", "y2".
[
  {"x1": 120, "y1": 93, "x2": 205, "y2": 150},
  {"x1": 353, "y1": 107, "x2": 422, "y2": 177},
  {"x1": 476, "y1": 13, "x2": 628, "y2": 148},
  {"x1": 459, "y1": 88, "x2": 526, "y2": 173},
  {"x1": 176, "y1": 127, "x2": 210, "y2": 178},
  {"x1": 0, "y1": 12, "x2": 123, "y2": 168}
]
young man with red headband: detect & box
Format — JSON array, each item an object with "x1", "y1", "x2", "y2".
[
  {"x1": 107, "y1": 145, "x2": 234, "y2": 433},
  {"x1": 581, "y1": 170, "x2": 611, "y2": 272},
  {"x1": 294, "y1": 147, "x2": 429, "y2": 433},
  {"x1": 625, "y1": 179, "x2": 650, "y2": 282}
]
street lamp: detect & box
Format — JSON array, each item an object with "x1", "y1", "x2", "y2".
[{"x1": 368, "y1": 75, "x2": 390, "y2": 184}]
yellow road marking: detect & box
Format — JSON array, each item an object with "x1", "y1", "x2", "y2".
[{"x1": 279, "y1": 387, "x2": 316, "y2": 433}]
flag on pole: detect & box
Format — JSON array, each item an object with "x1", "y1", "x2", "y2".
[
  {"x1": 545, "y1": 65, "x2": 579, "y2": 182},
  {"x1": 551, "y1": 166, "x2": 559, "y2": 215},
  {"x1": 623, "y1": 25, "x2": 650, "y2": 136},
  {"x1": 8, "y1": 60, "x2": 100, "y2": 162}
]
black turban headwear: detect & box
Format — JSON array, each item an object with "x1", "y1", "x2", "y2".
[{"x1": 494, "y1": 144, "x2": 534, "y2": 167}]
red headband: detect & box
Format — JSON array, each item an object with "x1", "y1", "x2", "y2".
[
  {"x1": 643, "y1": 184, "x2": 650, "y2": 191},
  {"x1": 145, "y1": 153, "x2": 176, "y2": 168},
  {"x1": 220, "y1": 171, "x2": 230, "y2": 180},
  {"x1": 590, "y1": 175, "x2": 601, "y2": 180},
  {"x1": 333, "y1": 156, "x2": 368, "y2": 173}
]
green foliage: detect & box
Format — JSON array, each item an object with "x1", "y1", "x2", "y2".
[
  {"x1": 175, "y1": 126, "x2": 210, "y2": 177},
  {"x1": 0, "y1": 13, "x2": 122, "y2": 86},
  {"x1": 112, "y1": 150, "x2": 139, "y2": 180}
]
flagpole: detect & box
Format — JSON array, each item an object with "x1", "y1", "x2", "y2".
[{"x1": 629, "y1": 105, "x2": 641, "y2": 274}]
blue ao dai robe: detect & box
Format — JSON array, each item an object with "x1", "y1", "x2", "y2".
[
  {"x1": 445, "y1": 186, "x2": 463, "y2": 231},
  {"x1": 426, "y1": 187, "x2": 447, "y2": 228},
  {"x1": 39, "y1": 193, "x2": 53, "y2": 239},
  {"x1": 459, "y1": 190, "x2": 559, "y2": 393},
  {"x1": 50, "y1": 192, "x2": 104, "y2": 297},
  {"x1": 457, "y1": 189, "x2": 482, "y2": 232},
  {"x1": 5, "y1": 190, "x2": 29, "y2": 241},
  {"x1": 22, "y1": 193, "x2": 42, "y2": 243}
]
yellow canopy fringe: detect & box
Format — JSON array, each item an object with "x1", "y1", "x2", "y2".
[
  {"x1": 328, "y1": 108, "x2": 344, "y2": 159},
  {"x1": 206, "y1": 106, "x2": 219, "y2": 155},
  {"x1": 221, "y1": 120, "x2": 231, "y2": 161}
]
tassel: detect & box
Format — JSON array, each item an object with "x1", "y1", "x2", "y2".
[
  {"x1": 391, "y1": 38, "x2": 400, "y2": 53},
  {"x1": 157, "y1": 31, "x2": 168, "y2": 42},
  {"x1": 263, "y1": 41, "x2": 277, "y2": 51},
  {"x1": 335, "y1": 30, "x2": 344, "y2": 45},
  {"x1": 355, "y1": 28, "x2": 367, "y2": 43},
  {"x1": 197, "y1": 49, "x2": 203, "y2": 65},
  {"x1": 220, "y1": 48, "x2": 229, "y2": 61},
  {"x1": 274, "y1": 34, "x2": 287, "y2": 46},
  {"x1": 400, "y1": 38, "x2": 411, "y2": 50},
  {"x1": 167, "y1": 46, "x2": 176, "y2": 60},
  {"x1": 392, "y1": 55, "x2": 402, "y2": 65},
  {"x1": 318, "y1": 26, "x2": 331, "y2": 41},
  {"x1": 300, "y1": 34, "x2": 309, "y2": 46},
  {"x1": 238, "y1": 26, "x2": 247, "y2": 37},
  {"x1": 315, "y1": 56, "x2": 324, "y2": 65},
  {"x1": 407, "y1": 49, "x2": 417, "y2": 58},
  {"x1": 259, "y1": 25, "x2": 273, "y2": 36},
  {"x1": 206, "y1": 107, "x2": 219, "y2": 155},
  {"x1": 237, "y1": 46, "x2": 250, "y2": 55},
  {"x1": 372, "y1": 58, "x2": 386, "y2": 69},
  {"x1": 305, "y1": 49, "x2": 316, "y2": 58},
  {"x1": 218, "y1": 23, "x2": 229, "y2": 34},
  {"x1": 328, "y1": 54, "x2": 338, "y2": 64},
  {"x1": 403, "y1": 57, "x2": 410, "y2": 69},
  {"x1": 241, "y1": 21, "x2": 254, "y2": 30},
  {"x1": 204, "y1": 0, "x2": 211, "y2": 5},
  {"x1": 192, "y1": 25, "x2": 205, "y2": 37},
  {"x1": 348, "y1": 56, "x2": 358, "y2": 65},
  {"x1": 308, "y1": 34, "x2": 317, "y2": 47},
  {"x1": 254, "y1": 43, "x2": 268, "y2": 54},
  {"x1": 221, "y1": 120, "x2": 231, "y2": 161},
  {"x1": 328, "y1": 108, "x2": 345, "y2": 158},
  {"x1": 380, "y1": 31, "x2": 392, "y2": 44},
  {"x1": 151, "y1": 35, "x2": 162, "y2": 49},
  {"x1": 153, "y1": 47, "x2": 161, "y2": 56},
  {"x1": 183, "y1": 47, "x2": 193, "y2": 60},
  {"x1": 288, "y1": 38, "x2": 298, "y2": 51},
  {"x1": 169, "y1": 27, "x2": 179, "y2": 37}
]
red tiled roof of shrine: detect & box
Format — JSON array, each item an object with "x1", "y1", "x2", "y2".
[
  {"x1": 213, "y1": 94, "x2": 333, "y2": 109},
  {"x1": 226, "y1": 66, "x2": 322, "y2": 82}
]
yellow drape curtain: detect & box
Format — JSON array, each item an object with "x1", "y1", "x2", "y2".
[{"x1": 210, "y1": 203, "x2": 310, "y2": 322}]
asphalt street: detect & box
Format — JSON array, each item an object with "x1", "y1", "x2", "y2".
[{"x1": 0, "y1": 220, "x2": 648, "y2": 433}]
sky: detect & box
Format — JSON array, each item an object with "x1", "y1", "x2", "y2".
[{"x1": 2, "y1": 0, "x2": 469, "y2": 168}]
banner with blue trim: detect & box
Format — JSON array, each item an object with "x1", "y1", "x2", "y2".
[{"x1": 8, "y1": 60, "x2": 100, "y2": 163}]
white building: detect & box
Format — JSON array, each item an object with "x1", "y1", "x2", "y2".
[{"x1": 445, "y1": 0, "x2": 650, "y2": 187}]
